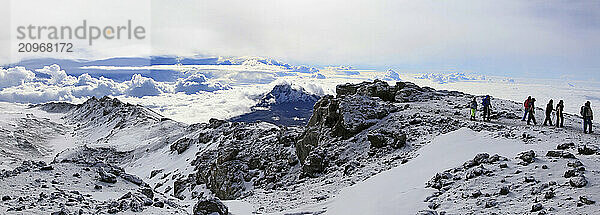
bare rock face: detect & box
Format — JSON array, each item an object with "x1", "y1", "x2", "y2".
[
  {"x1": 169, "y1": 120, "x2": 304, "y2": 200},
  {"x1": 170, "y1": 137, "x2": 192, "y2": 154},
  {"x1": 193, "y1": 199, "x2": 229, "y2": 215},
  {"x1": 296, "y1": 80, "x2": 422, "y2": 177}
]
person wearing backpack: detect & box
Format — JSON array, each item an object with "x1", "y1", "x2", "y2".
[
  {"x1": 482, "y1": 95, "x2": 492, "y2": 122},
  {"x1": 543, "y1": 99, "x2": 554, "y2": 126},
  {"x1": 469, "y1": 97, "x2": 478, "y2": 121},
  {"x1": 527, "y1": 98, "x2": 537, "y2": 125},
  {"x1": 580, "y1": 101, "x2": 594, "y2": 133},
  {"x1": 556, "y1": 100, "x2": 564, "y2": 128},
  {"x1": 522, "y1": 96, "x2": 531, "y2": 121}
]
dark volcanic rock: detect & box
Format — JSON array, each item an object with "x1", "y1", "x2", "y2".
[
  {"x1": 578, "y1": 145, "x2": 598, "y2": 155},
  {"x1": 578, "y1": 196, "x2": 595, "y2": 206},
  {"x1": 193, "y1": 199, "x2": 228, "y2": 215},
  {"x1": 517, "y1": 150, "x2": 536, "y2": 165},
  {"x1": 171, "y1": 137, "x2": 192, "y2": 154},
  {"x1": 98, "y1": 167, "x2": 117, "y2": 183},
  {"x1": 531, "y1": 203, "x2": 543, "y2": 212},
  {"x1": 557, "y1": 142, "x2": 575, "y2": 150},
  {"x1": 367, "y1": 129, "x2": 406, "y2": 149},
  {"x1": 187, "y1": 121, "x2": 301, "y2": 200},
  {"x1": 546, "y1": 150, "x2": 575, "y2": 159},
  {"x1": 570, "y1": 176, "x2": 588, "y2": 188}
]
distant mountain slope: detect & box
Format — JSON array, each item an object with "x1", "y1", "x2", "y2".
[{"x1": 230, "y1": 83, "x2": 320, "y2": 126}]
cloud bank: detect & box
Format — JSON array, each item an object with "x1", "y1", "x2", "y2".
[{"x1": 0, "y1": 64, "x2": 231, "y2": 103}]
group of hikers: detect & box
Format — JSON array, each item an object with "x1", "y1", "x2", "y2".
[{"x1": 469, "y1": 95, "x2": 594, "y2": 134}]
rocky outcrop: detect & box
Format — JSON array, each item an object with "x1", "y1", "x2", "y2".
[
  {"x1": 367, "y1": 129, "x2": 406, "y2": 149},
  {"x1": 517, "y1": 150, "x2": 536, "y2": 165},
  {"x1": 170, "y1": 137, "x2": 192, "y2": 154},
  {"x1": 164, "y1": 120, "x2": 304, "y2": 200},
  {"x1": 193, "y1": 199, "x2": 229, "y2": 215}
]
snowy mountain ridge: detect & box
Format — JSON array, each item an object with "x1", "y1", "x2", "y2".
[{"x1": 1, "y1": 79, "x2": 599, "y2": 215}]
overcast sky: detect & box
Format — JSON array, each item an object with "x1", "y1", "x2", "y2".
[{"x1": 2, "y1": 0, "x2": 599, "y2": 80}]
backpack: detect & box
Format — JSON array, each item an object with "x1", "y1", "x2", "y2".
[
  {"x1": 524, "y1": 99, "x2": 530, "y2": 108},
  {"x1": 581, "y1": 106, "x2": 592, "y2": 117}
]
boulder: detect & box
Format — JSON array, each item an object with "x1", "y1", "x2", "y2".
[
  {"x1": 50, "y1": 208, "x2": 70, "y2": 215},
  {"x1": 570, "y1": 176, "x2": 588, "y2": 188},
  {"x1": 302, "y1": 152, "x2": 326, "y2": 178},
  {"x1": 484, "y1": 199, "x2": 497, "y2": 208},
  {"x1": 463, "y1": 153, "x2": 489, "y2": 169},
  {"x1": 367, "y1": 129, "x2": 407, "y2": 149},
  {"x1": 531, "y1": 203, "x2": 543, "y2": 212},
  {"x1": 517, "y1": 150, "x2": 536, "y2": 165},
  {"x1": 193, "y1": 199, "x2": 229, "y2": 215},
  {"x1": 578, "y1": 145, "x2": 598, "y2": 155},
  {"x1": 121, "y1": 173, "x2": 145, "y2": 186},
  {"x1": 556, "y1": 142, "x2": 575, "y2": 150},
  {"x1": 578, "y1": 196, "x2": 595, "y2": 206},
  {"x1": 40, "y1": 165, "x2": 54, "y2": 171},
  {"x1": 546, "y1": 150, "x2": 575, "y2": 159},
  {"x1": 499, "y1": 186, "x2": 510, "y2": 195},
  {"x1": 98, "y1": 167, "x2": 117, "y2": 183}
]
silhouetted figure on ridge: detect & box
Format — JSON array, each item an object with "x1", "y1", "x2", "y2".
[
  {"x1": 543, "y1": 99, "x2": 554, "y2": 126},
  {"x1": 581, "y1": 101, "x2": 593, "y2": 133},
  {"x1": 556, "y1": 100, "x2": 564, "y2": 128},
  {"x1": 527, "y1": 98, "x2": 537, "y2": 125},
  {"x1": 522, "y1": 96, "x2": 532, "y2": 121},
  {"x1": 482, "y1": 95, "x2": 492, "y2": 122}
]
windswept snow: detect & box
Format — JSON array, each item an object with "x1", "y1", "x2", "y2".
[
  {"x1": 326, "y1": 128, "x2": 534, "y2": 214},
  {"x1": 0, "y1": 102, "x2": 73, "y2": 169}
]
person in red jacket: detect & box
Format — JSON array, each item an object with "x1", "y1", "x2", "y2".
[{"x1": 521, "y1": 96, "x2": 532, "y2": 121}]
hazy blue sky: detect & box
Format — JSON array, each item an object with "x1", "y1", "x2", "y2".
[{"x1": 2, "y1": 0, "x2": 599, "y2": 80}]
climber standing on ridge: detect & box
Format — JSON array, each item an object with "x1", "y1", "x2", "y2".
[
  {"x1": 543, "y1": 99, "x2": 554, "y2": 126},
  {"x1": 556, "y1": 100, "x2": 564, "y2": 128},
  {"x1": 469, "y1": 97, "x2": 478, "y2": 121},
  {"x1": 522, "y1": 96, "x2": 532, "y2": 121},
  {"x1": 581, "y1": 101, "x2": 594, "y2": 133},
  {"x1": 482, "y1": 95, "x2": 492, "y2": 122},
  {"x1": 527, "y1": 98, "x2": 537, "y2": 125}
]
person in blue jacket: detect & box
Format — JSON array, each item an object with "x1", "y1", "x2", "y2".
[{"x1": 482, "y1": 95, "x2": 492, "y2": 122}]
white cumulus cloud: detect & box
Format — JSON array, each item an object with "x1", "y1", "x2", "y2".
[{"x1": 0, "y1": 67, "x2": 36, "y2": 89}]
